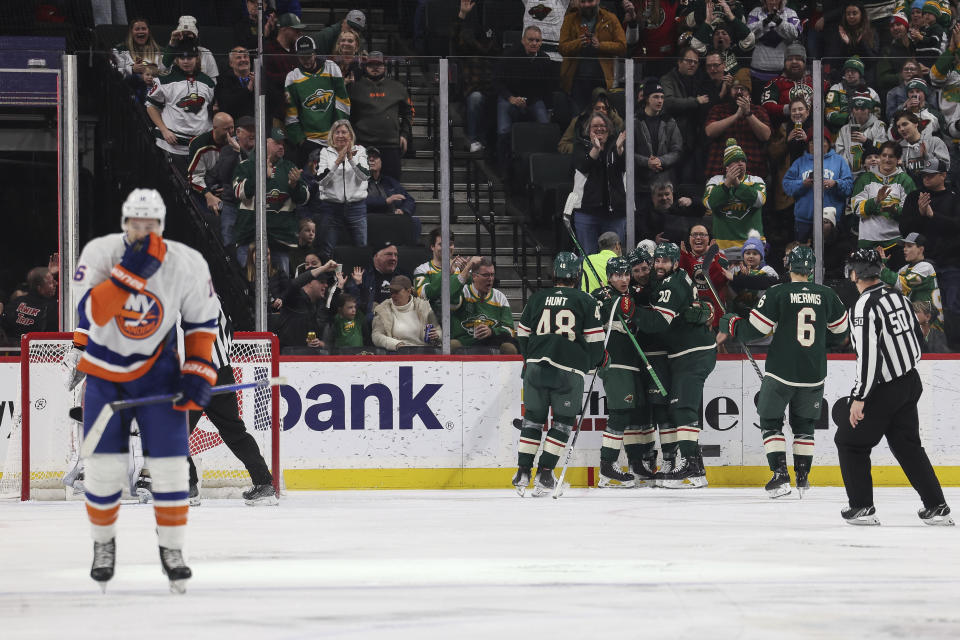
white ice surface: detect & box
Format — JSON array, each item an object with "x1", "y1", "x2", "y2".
[{"x1": 2, "y1": 487, "x2": 958, "y2": 640}]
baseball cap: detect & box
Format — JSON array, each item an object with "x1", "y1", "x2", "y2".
[
  {"x1": 919, "y1": 158, "x2": 948, "y2": 174},
  {"x1": 375, "y1": 240, "x2": 397, "y2": 255},
  {"x1": 277, "y1": 13, "x2": 305, "y2": 29},
  {"x1": 295, "y1": 35, "x2": 316, "y2": 55},
  {"x1": 346, "y1": 10, "x2": 366, "y2": 30},
  {"x1": 366, "y1": 146, "x2": 381, "y2": 158},
  {"x1": 236, "y1": 115, "x2": 256, "y2": 130},
  {"x1": 904, "y1": 232, "x2": 926, "y2": 246},
  {"x1": 268, "y1": 127, "x2": 286, "y2": 142},
  {"x1": 176, "y1": 15, "x2": 198, "y2": 36},
  {"x1": 365, "y1": 51, "x2": 385, "y2": 65}
]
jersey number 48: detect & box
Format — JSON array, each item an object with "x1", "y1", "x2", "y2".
[{"x1": 535, "y1": 308, "x2": 584, "y2": 341}]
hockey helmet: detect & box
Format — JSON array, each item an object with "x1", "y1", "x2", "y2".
[
  {"x1": 788, "y1": 245, "x2": 816, "y2": 275},
  {"x1": 845, "y1": 248, "x2": 883, "y2": 280},
  {"x1": 653, "y1": 242, "x2": 680, "y2": 263},
  {"x1": 606, "y1": 256, "x2": 631, "y2": 277},
  {"x1": 122, "y1": 188, "x2": 166, "y2": 233},
  {"x1": 553, "y1": 251, "x2": 582, "y2": 280},
  {"x1": 627, "y1": 247, "x2": 652, "y2": 266}
]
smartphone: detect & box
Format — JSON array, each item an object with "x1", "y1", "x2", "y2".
[{"x1": 335, "y1": 263, "x2": 343, "y2": 274}]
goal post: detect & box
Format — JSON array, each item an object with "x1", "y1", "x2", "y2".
[{"x1": 1, "y1": 331, "x2": 281, "y2": 501}]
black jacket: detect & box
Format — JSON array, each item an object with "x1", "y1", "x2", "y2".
[
  {"x1": 214, "y1": 71, "x2": 255, "y2": 121},
  {"x1": 494, "y1": 44, "x2": 555, "y2": 104},
  {"x1": 572, "y1": 140, "x2": 626, "y2": 218},
  {"x1": 900, "y1": 187, "x2": 960, "y2": 269}
]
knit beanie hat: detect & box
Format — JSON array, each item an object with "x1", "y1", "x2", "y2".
[
  {"x1": 843, "y1": 57, "x2": 865, "y2": 77},
  {"x1": 742, "y1": 231, "x2": 765, "y2": 265},
  {"x1": 723, "y1": 138, "x2": 746, "y2": 167},
  {"x1": 922, "y1": 0, "x2": 941, "y2": 17},
  {"x1": 906, "y1": 77, "x2": 930, "y2": 96},
  {"x1": 850, "y1": 90, "x2": 874, "y2": 109},
  {"x1": 890, "y1": 11, "x2": 909, "y2": 28},
  {"x1": 911, "y1": 0, "x2": 926, "y2": 10}
]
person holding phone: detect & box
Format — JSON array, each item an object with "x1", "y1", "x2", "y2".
[{"x1": 835, "y1": 91, "x2": 888, "y2": 178}]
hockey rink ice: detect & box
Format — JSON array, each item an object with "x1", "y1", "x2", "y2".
[{"x1": 2, "y1": 487, "x2": 958, "y2": 639}]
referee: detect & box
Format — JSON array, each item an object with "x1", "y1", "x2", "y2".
[
  {"x1": 835, "y1": 249, "x2": 953, "y2": 526},
  {"x1": 186, "y1": 301, "x2": 277, "y2": 506}
]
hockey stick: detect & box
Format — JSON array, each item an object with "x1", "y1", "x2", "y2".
[
  {"x1": 698, "y1": 243, "x2": 763, "y2": 381},
  {"x1": 553, "y1": 298, "x2": 619, "y2": 499},
  {"x1": 79, "y1": 376, "x2": 286, "y2": 458},
  {"x1": 561, "y1": 217, "x2": 667, "y2": 397}
]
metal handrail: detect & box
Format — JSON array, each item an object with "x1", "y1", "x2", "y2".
[{"x1": 512, "y1": 222, "x2": 544, "y2": 306}]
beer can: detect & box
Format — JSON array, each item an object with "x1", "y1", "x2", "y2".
[
  {"x1": 306, "y1": 331, "x2": 317, "y2": 342},
  {"x1": 424, "y1": 324, "x2": 434, "y2": 343}
]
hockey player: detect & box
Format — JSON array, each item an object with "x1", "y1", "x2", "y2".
[
  {"x1": 514, "y1": 252, "x2": 605, "y2": 496},
  {"x1": 71, "y1": 188, "x2": 219, "y2": 592},
  {"x1": 627, "y1": 242, "x2": 715, "y2": 489},
  {"x1": 187, "y1": 301, "x2": 276, "y2": 507},
  {"x1": 718, "y1": 246, "x2": 849, "y2": 498},
  {"x1": 591, "y1": 257, "x2": 641, "y2": 488}
]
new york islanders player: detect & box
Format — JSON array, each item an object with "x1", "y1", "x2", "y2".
[
  {"x1": 718, "y1": 246, "x2": 849, "y2": 498},
  {"x1": 71, "y1": 188, "x2": 219, "y2": 592},
  {"x1": 514, "y1": 253, "x2": 605, "y2": 496}
]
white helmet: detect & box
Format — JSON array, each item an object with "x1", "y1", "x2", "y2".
[{"x1": 121, "y1": 188, "x2": 166, "y2": 233}]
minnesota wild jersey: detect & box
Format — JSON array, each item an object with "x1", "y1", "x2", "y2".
[
  {"x1": 630, "y1": 282, "x2": 667, "y2": 355},
  {"x1": 632, "y1": 270, "x2": 715, "y2": 358},
  {"x1": 284, "y1": 61, "x2": 350, "y2": 145},
  {"x1": 735, "y1": 281, "x2": 849, "y2": 386},
  {"x1": 592, "y1": 286, "x2": 642, "y2": 370},
  {"x1": 451, "y1": 284, "x2": 516, "y2": 345},
  {"x1": 880, "y1": 260, "x2": 943, "y2": 327},
  {"x1": 517, "y1": 286, "x2": 605, "y2": 377}
]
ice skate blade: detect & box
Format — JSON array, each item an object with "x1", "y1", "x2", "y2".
[
  {"x1": 244, "y1": 495, "x2": 279, "y2": 506},
  {"x1": 597, "y1": 478, "x2": 637, "y2": 489},
  {"x1": 634, "y1": 479, "x2": 657, "y2": 488},
  {"x1": 844, "y1": 515, "x2": 881, "y2": 526},
  {"x1": 797, "y1": 486, "x2": 809, "y2": 499},
  {"x1": 921, "y1": 515, "x2": 955, "y2": 526},
  {"x1": 766, "y1": 484, "x2": 792, "y2": 499},
  {"x1": 97, "y1": 582, "x2": 107, "y2": 594},
  {"x1": 662, "y1": 478, "x2": 704, "y2": 489},
  {"x1": 515, "y1": 485, "x2": 526, "y2": 497},
  {"x1": 136, "y1": 488, "x2": 152, "y2": 504},
  {"x1": 168, "y1": 579, "x2": 188, "y2": 594}
]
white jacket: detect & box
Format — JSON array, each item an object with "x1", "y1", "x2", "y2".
[
  {"x1": 834, "y1": 114, "x2": 889, "y2": 177},
  {"x1": 314, "y1": 144, "x2": 370, "y2": 203}
]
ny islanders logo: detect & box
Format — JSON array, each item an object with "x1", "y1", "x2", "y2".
[
  {"x1": 303, "y1": 88, "x2": 334, "y2": 112},
  {"x1": 115, "y1": 290, "x2": 164, "y2": 339}
]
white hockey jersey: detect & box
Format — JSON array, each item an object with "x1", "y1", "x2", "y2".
[
  {"x1": 146, "y1": 66, "x2": 215, "y2": 155},
  {"x1": 72, "y1": 233, "x2": 219, "y2": 382}
]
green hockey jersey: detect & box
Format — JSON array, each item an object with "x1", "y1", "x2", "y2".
[
  {"x1": 881, "y1": 259, "x2": 943, "y2": 328},
  {"x1": 517, "y1": 286, "x2": 605, "y2": 377},
  {"x1": 451, "y1": 284, "x2": 516, "y2": 345},
  {"x1": 733, "y1": 281, "x2": 849, "y2": 386},
  {"x1": 632, "y1": 270, "x2": 716, "y2": 358},
  {"x1": 592, "y1": 286, "x2": 642, "y2": 370},
  {"x1": 232, "y1": 153, "x2": 310, "y2": 247},
  {"x1": 702, "y1": 175, "x2": 767, "y2": 249},
  {"x1": 284, "y1": 62, "x2": 350, "y2": 145}
]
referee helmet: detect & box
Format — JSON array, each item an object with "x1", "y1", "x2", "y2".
[{"x1": 845, "y1": 248, "x2": 883, "y2": 280}]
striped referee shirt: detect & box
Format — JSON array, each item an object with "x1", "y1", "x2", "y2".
[
  {"x1": 849, "y1": 282, "x2": 923, "y2": 401},
  {"x1": 210, "y1": 304, "x2": 233, "y2": 371}
]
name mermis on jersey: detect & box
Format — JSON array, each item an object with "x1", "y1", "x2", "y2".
[{"x1": 280, "y1": 366, "x2": 444, "y2": 431}]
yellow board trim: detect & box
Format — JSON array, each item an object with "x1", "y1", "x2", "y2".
[{"x1": 282, "y1": 466, "x2": 960, "y2": 490}]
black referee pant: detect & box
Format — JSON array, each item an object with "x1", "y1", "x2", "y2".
[
  {"x1": 187, "y1": 365, "x2": 273, "y2": 487},
  {"x1": 834, "y1": 369, "x2": 946, "y2": 510}
]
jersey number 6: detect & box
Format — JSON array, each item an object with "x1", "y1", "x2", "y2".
[{"x1": 535, "y1": 308, "x2": 577, "y2": 341}]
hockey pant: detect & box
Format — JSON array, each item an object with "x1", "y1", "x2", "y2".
[
  {"x1": 666, "y1": 348, "x2": 716, "y2": 458},
  {"x1": 519, "y1": 363, "x2": 581, "y2": 470},
  {"x1": 756, "y1": 376, "x2": 821, "y2": 470},
  {"x1": 187, "y1": 365, "x2": 273, "y2": 487},
  {"x1": 82, "y1": 349, "x2": 190, "y2": 548},
  {"x1": 626, "y1": 354, "x2": 671, "y2": 462},
  {"x1": 599, "y1": 366, "x2": 643, "y2": 463}
]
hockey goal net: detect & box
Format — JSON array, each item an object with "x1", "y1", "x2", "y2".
[{"x1": 0, "y1": 332, "x2": 280, "y2": 501}]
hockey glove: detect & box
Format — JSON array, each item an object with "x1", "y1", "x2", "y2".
[
  {"x1": 683, "y1": 301, "x2": 712, "y2": 326},
  {"x1": 110, "y1": 232, "x2": 167, "y2": 294},
  {"x1": 173, "y1": 358, "x2": 217, "y2": 412},
  {"x1": 60, "y1": 345, "x2": 86, "y2": 391},
  {"x1": 718, "y1": 312, "x2": 740, "y2": 337}
]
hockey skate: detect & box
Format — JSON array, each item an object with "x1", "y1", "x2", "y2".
[
  {"x1": 188, "y1": 484, "x2": 201, "y2": 507},
  {"x1": 692, "y1": 450, "x2": 709, "y2": 488},
  {"x1": 841, "y1": 505, "x2": 880, "y2": 526},
  {"x1": 90, "y1": 539, "x2": 116, "y2": 591},
  {"x1": 765, "y1": 464, "x2": 792, "y2": 499},
  {"x1": 597, "y1": 460, "x2": 636, "y2": 488},
  {"x1": 159, "y1": 546, "x2": 192, "y2": 594},
  {"x1": 629, "y1": 454, "x2": 658, "y2": 487},
  {"x1": 794, "y1": 460, "x2": 811, "y2": 498},
  {"x1": 511, "y1": 466, "x2": 532, "y2": 497},
  {"x1": 532, "y1": 467, "x2": 556, "y2": 497},
  {"x1": 660, "y1": 455, "x2": 703, "y2": 489},
  {"x1": 243, "y1": 483, "x2": 279, "y2": 506},
  {"x1": 918, "y1": 504, "x2": 955, "y2": 526},
  {"x1": 654, "y1": 457, "x2": 674, "y2": 488}
]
